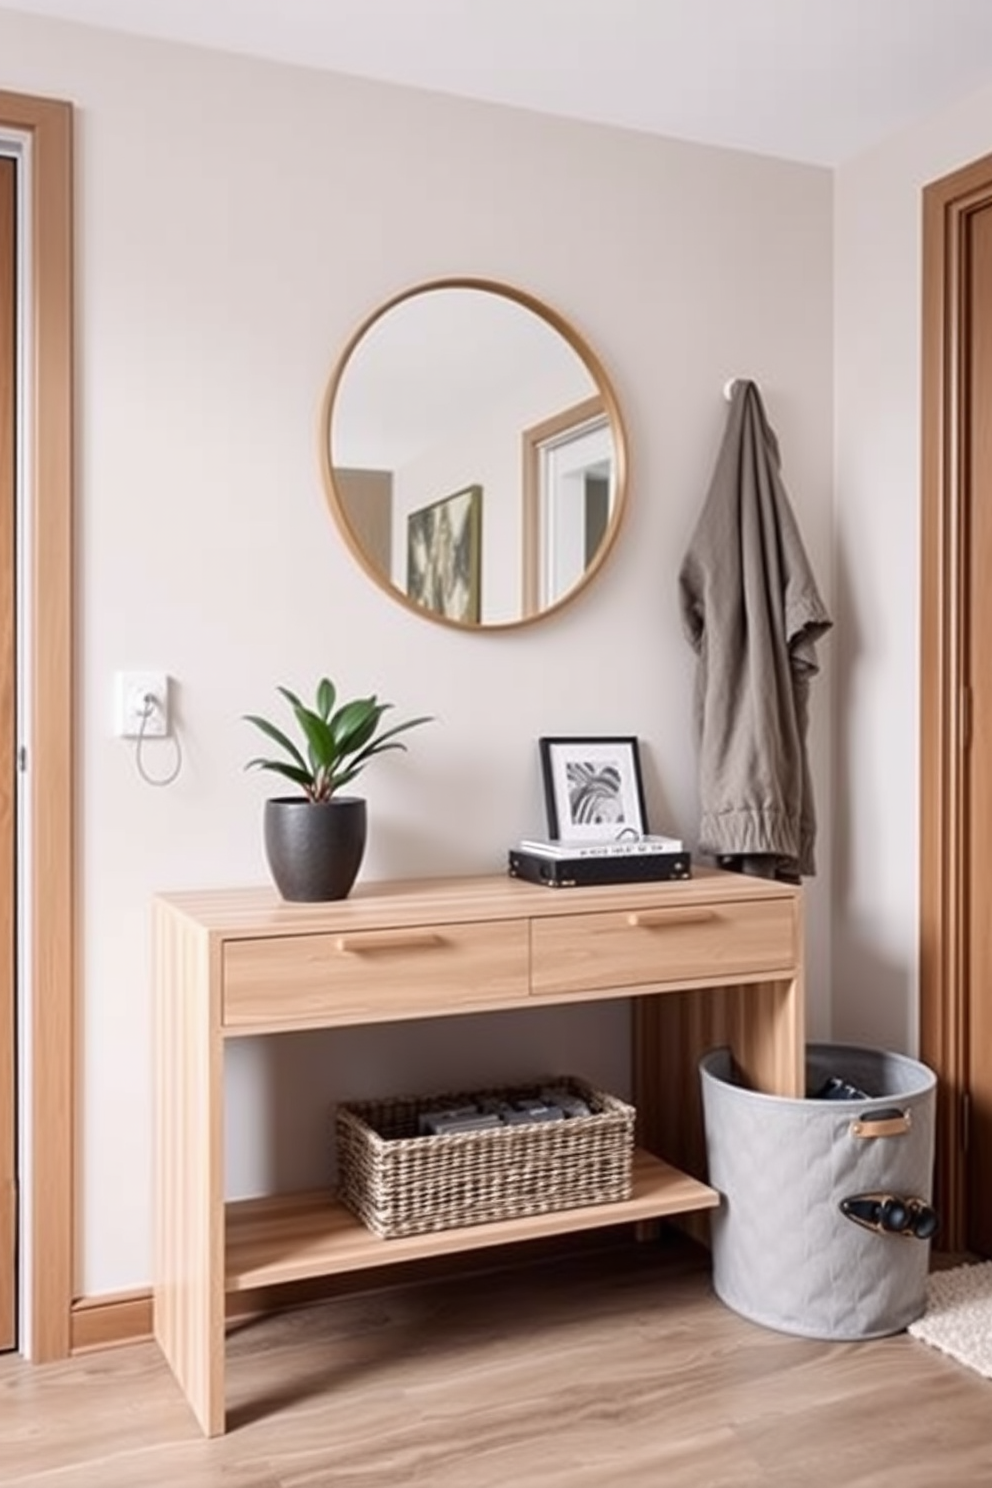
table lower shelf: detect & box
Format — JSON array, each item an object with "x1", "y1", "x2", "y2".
[{"x1": 225, "y1": 1147, "x2": 718, "y2": 1293}]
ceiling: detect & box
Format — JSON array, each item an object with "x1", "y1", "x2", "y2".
[{"x1": 5, "y1": 0, "x2": 992, "y2": 166}]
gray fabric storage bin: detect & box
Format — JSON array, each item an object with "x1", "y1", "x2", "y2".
[{"x1": 699, "y1": 1043, "x2": 937, "y2": 1341}]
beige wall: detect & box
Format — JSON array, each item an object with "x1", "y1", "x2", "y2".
[
  {"x1": 834, "y1": 76, "x2": 992, "y2": 1053},
  {"x1": 0, "y1": 9, "x2": 834, "y2": 1296}
]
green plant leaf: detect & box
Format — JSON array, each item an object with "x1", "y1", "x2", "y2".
[
  {"x1": 347, "y1": 714, "x2": 433, "y2": 771},
  {"x1": 242, "y1": 714, "x2": 309, "y2": 773},
  {"x1": 276, "y1": 685, "x2": 306, "y2": 713},
  {"x1": 326, "y1": 762, "x2": 363, "y2": 792},
  {"x1": 376, "y1": 713, "x2": 434, "y2": 743},
  {"x1": 291, "y1": 705, "x2": 337, "y2": 772},
  {"x1": 316, "y1": 677, "x2": 336, "y2": 721},
  {"x1": 244, "y1": 759, "x2": 316, "y2": 794},
  {"x1": 329, "y1": 697, "x2": 387, "y2": 756}
]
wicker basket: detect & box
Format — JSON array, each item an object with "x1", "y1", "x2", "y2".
[{"x1": 336, "y1": 1075, "x2": 635, "y2": 1239}]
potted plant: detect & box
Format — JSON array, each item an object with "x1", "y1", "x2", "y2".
[{"x1": 244, "y1": 677, "x2": 432, "y2": 901}]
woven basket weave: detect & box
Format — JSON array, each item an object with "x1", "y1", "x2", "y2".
[{"x1": 336, "y1": 1075, "x2": 635, "y2": 1239}]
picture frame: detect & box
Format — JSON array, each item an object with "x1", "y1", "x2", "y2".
[
  {"x1": 539, "y1": 736, "x2": 648, "y2": 842},
  {"x1": 406, "y1": 483, "x2": 482, "y2": 623}
]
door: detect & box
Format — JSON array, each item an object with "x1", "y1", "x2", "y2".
[
  {"x1": 964, "y1": 198, "x2": 992, "y2": 1257},
  {"x1": 0, "y1": 154, "x2": 15, "y2": 1347},
  {"x1": 921, "y1": 152, "x2": 992, "y2": 1257}
]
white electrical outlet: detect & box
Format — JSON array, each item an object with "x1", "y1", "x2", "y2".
[{"x1": 115, "y1": 671, "x2": 170, "y2": 738}]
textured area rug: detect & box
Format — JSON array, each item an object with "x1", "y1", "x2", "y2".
[{"x1": 908, "y1": 1261, "x2": 992, "y2": 1378}]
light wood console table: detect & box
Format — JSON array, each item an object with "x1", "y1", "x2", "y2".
[{"x1": 153, "y1": 866, "x2": 804, "y2": 1436}]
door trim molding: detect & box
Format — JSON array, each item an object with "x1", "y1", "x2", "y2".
[
  {"x1": 920, "y1": 150, "x2": 992, "y2": 1252},
  {"x1": 0, "y1": 90, "x2": 73, "y2": 1359},
  {"x1": 0, "y1": 153, "x2": 14, "y2": 1355}
]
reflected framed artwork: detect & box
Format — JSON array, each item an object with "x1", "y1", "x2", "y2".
[
  {"x1": 539, "y1": 735, "x2": 647, "y2": 842},
  {"x1": 406, "y1": 483, "x2": 482, "y2": 623}
]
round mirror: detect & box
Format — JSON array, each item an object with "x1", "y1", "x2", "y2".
[{"x1": 320, "y1": 278, "x2": 628, "y2": 630}]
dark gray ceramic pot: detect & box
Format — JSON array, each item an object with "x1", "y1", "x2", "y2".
[{"x1": 263, "y1": 796, "x2": 367, "y2": 902}]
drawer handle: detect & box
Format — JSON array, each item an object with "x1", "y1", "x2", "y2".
[
  {"x1": 625, "y1": 909, "x2": 717, "y2": 929},
  {"x1": 335, "y1": 930, "x2": 442, "y2": 954}
]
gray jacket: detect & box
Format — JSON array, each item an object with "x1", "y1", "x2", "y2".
[{"x1": 678, "y1": 382, "x2": 831, "y2": 878}]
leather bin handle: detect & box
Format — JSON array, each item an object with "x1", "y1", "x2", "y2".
[{"x1": 849, "y1": 1109, "x2": 912, "y2": 1139}]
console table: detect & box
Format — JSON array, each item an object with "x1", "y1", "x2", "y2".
[{"x1": 153, "y1": 867, "x2": 804, "y2": 1436}]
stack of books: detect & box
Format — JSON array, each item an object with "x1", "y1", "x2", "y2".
[{"x1": 508, "y1": 833, "x2": 691, "y2": 888}]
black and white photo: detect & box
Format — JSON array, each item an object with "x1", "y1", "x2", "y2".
[{"x1": 539, "y1": 736, "x2": 648, "y2": 842}]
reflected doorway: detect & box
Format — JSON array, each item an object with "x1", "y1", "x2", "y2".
[{"x1": 522, "y1": 396, "x2": 613, "y2": 617}]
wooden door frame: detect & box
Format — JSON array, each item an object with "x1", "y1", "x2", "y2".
[
  {"x1": 0, "y1": 91, "x2": 73, "y2": 1359},
  {"x1": 0, "y1": 154, "x2": 14, "y2": 1353},
  {"x1": 919, "y1": 150, "x2": 992, "y2": 1254}
]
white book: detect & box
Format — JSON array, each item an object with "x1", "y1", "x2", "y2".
[{"x1": 518, "y1": 834, "x2": 684, "y2": 859}]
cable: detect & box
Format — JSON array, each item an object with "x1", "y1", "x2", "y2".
[{"x1": 133, "y1": 691, "x2": 183, "y2": 787}]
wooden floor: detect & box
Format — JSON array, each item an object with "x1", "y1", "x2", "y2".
[{"x1": 1, "y1": 1233, "x2": 990, "y2": 1487}]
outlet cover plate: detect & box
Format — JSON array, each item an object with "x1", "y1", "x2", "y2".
[{"x1": 115, "y1": 671, "x2": 170, "y2": 738}]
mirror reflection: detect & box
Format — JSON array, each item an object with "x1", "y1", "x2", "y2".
[{"x1": 321, "y1": 279, "x2": 628, "y2": 630}]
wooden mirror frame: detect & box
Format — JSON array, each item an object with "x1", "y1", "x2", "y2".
[{"x1": 319, "y1": 277, "x2": 629, "y2": 632}]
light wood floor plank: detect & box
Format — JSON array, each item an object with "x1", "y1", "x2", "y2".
[{"x1": 1, "y1": 1235, "x2": 990, "y2": 1487}]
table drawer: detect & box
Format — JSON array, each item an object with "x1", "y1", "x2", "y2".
[
  {"x1": 223, "y1": 919, "x2": 529, "y2": 1029},
  {"x1": 530, "y1": 897, "x2": 796, "y2": 997}
]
